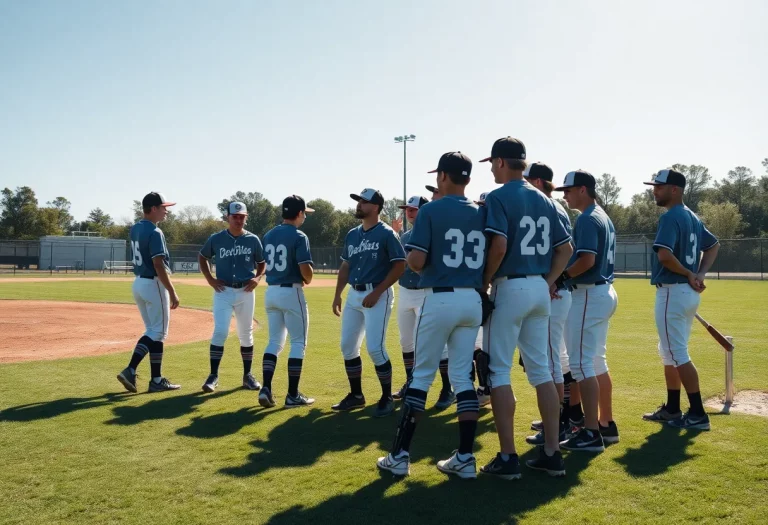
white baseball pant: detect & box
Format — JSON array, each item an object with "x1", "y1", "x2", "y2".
[
  {"x1": 397, "y1": 285, "x2": 449, "y2": 359},
  {"x1": 409, "y1": 288, "x2": 481, "y2": 394},
  {"x1": 211, "y1": 287, "x2": 255, "y2": 346},
  {"x1": 655, "y1": 283, "x2": 700, "y2": 367},
  {"x1": 341, "y1": 286, "x2": 394, "y2": 366},
  {"x1": 549, "y1": 289, "x2": 572, "y2": 382},
  {"x1": 566, "y1": 284, "x2": 618, "y2": 381},
  {"x1": 485, "y1": 276, "x2": 552, "y2": 388},
  {"x1": 264, "y1": 284, "x2": 309, "y2": 359},
  {"x1": 132, "y1": 276, "x2": 170, "y2": 342}
]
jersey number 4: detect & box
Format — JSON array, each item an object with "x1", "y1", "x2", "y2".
[
  {"x1": 265, "y1": 244, "x2": 287, "y2": 272},
  {"x1": 443, "y1": 229, "x2": 485, "y2": 269},
  {"x1": 131, "y1": 240, "x2": 143, "y2": 267}
]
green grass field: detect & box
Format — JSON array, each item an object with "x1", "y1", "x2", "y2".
[{"x1": 1, "y1": 279, "x2": 766, "y2": 525}]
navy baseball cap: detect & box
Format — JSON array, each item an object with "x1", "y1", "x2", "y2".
[
  {"x1": 425, "y1": 185, "x2": 438, "y2": 194},
  {"x1": 555, "y1": 170, "x2": 596, "y2": 191},
  {"x1": 398, "y1": 195, "x2": 429, "y2": 209},
  {"x1": 644, "y1": 169, "x2": 686, "y2": 189},
  {"x1": 428, "y1": 151, "x2": 472, "y2": 177},
  {"x1": 282, "y1": 195, "x2": 314, "y2": 215},
  {"x1": 524, "y1": 162, "x2": 554, "y2": 182},
  {"x1": 479, "y1": 137, "x2": 526, "y2": 162},
  {"x1": 142, "y1": 192, "x2": 176, "y2": 208},
  {"x1": 350, "y1": 188, "x2": 385, "y2": 206}
]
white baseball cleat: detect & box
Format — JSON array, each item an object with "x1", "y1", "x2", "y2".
[
  {"x1": 436, "y1": 450, "x2": 477, "y2": 479},
  {"x1": 377, "y1": 453, "x2": 410, "y2": 477}
]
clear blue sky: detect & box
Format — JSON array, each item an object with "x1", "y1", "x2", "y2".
[{"x1": 2, "y1": 0, "x2": 767, "y2": 223}]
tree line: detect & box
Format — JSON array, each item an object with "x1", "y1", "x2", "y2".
[{"x1": 2, "y1": 159, "x2": 767, "y2": 246}]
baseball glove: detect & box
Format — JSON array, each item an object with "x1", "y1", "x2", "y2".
[{"x1": 478, "y1": 290, "x2": 495, "y2": 324}]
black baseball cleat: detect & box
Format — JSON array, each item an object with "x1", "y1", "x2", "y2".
[
  {"x1": 285, "y1": 392, "x2": 315, "y2": 408},
  {"x1": 117, "y1": 367, "x2": 137, "y2": 393},
  {"x1": 242, "y1": 373, "x2": 261, "y2": 391},
  {"x1": 148, "y1": 377, "x2": 181, "y2": 393},
  {"x1": 668, "y1": 411, "x2": 711, "y2": 430},
  {"x1": 480, "y1": 453, "x2": 522, "y2": 480},
  {"x1": 331, "y1": 393, "x2": 366, "y2": 412},
  {"x1": 374, "y1": 396, "x2": 395, "y2": 417},
  {"x1": 599, "y1": 421, "x2": 620, "y2": 444},
  {"x1": 202, "y1": 374, "x2": 218, "y2": 393},
  {"x1": 526, "y1": 448, "x2": 566, "y2": 477},
  {"x1": 560, "y1": 428, "x2": 605, "y2": 453},
  {"x1": 525, "y1": 422, "x2": 568, "y2": 446},
  {"x1": 643, "y1": 403, "x2": 682, "y2": 422},
  {"x1": 258, "y1": 386, "x2": 276, "y2": 408},
  {"x1": 433, "y1": 389, "x2": 456, "y2": 411}
]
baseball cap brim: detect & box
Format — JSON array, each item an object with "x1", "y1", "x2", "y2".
[
  {"x1": 425, "y1": 185, "x2": 438, "y2": 193},
  {"x1": 553, "y1": 185, "x2": 572, "y2": 191},
  {"x1": 304, "y1": 206, "x2": 315, "y2": 213},
  {"x1": 397, "y1": 204, "x2": 418, "y2": 209},
  {"x1": 160, "y1": 201, "x2": 176, "y2": 207},
  {"x1": 350, "y1": 193, "x2": 367, "y2": 202},
  {"x1": 643, "y1": 181, "x2": 664, "y2": 186},
  {"x1": 478, "y1": 157, "x2": 492, "y2": 163}
]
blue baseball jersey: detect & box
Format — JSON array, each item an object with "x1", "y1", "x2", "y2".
[
  {"x1": 567, "y1": 204, "x2": 616, "y2": 285},
  {"x1": 484, "y1": 180, "x2": 571, "y2": 278},
  {"x1": 262, "y1": 224, "x2": 313, "y2": 286},
  {"x1": 651, "y1": 204, "x2": 718, "y2": 285},
  {"x1": 398, "y1": 229, "x2": 421, "y2": 289},
  {"x1": 407, "y1": 195, "x2": 486, "y2": 289},
  {"x1": 130, "y1": 219, "x2": 170, "y2": 278},
  {"x1": 341, "y1": 222, "x2": 405, "y2": 286},
  {"x1": 553, "y1": 199, "x2": 573, "y2": 238},
  {"x1": 200, "y1": 229, "x2": 265, "y2": 283}
]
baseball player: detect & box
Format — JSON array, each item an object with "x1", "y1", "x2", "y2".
[
  {"x1": 331, "y1": 188, "x2": 406, "y2": 417},
  {"x1": 555, "y1": 170, "x2": 619, "y2": 452},
  {"x1": 378, "y1": 152, "x2": 485, "y2": 478},
  {"x1": 642, "y1": 169, "x2": 720, "y2": 430},
  {"x1": 258, "y1": 195, "x2": 316, "y2": 409},
  {"x1": 116, "y1": 192, "x2": 181, "y2": 393},
  {"x1": 522, "y1": 163, "x2": 579, "y2": 446},
  {"x1": 198, "y1": 202, "x2": 266, "y2": 393},
  {"x1": 479, "y1": 137, "x2": 573, "y2": 479}
]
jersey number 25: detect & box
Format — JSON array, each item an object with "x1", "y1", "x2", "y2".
[
  {"x1": 443, "y1": 229, "x2": 485, "y2": 269},
  {"x1": 131, "y1": 240, "x2": 143, "y2": 267}
]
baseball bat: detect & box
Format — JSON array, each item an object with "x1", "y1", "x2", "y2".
[{"x1": 694, "y1": 313, "x2": 734, "y2": 352}]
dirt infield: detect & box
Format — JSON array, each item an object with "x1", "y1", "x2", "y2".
[
  {"x1": 0, "y1": 277, "x2": 337, "y2": 287},
  {"x1": 0, "y1": 300, "x2": 234, "y2": 363}
]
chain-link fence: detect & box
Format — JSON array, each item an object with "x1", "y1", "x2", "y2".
[{"x1": 1, "y1": 237, "x2": 766, "y2": 280}]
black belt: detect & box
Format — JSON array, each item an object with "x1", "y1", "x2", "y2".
[
  {"x1": 402, "y1": 285, "x2": 419, "y2": 290},
  {"x1": 140, "y1": 275, "x2": 154, "y2": 280},
  {"x1": 556, "y1": 285, "x2": 573, "y2": 292},
  {"x1": 433, "y1": 287, "x2": 454, "y2": 293},
  {"x1": 504, "y1": 274, "x2": 527, "y2": 280},
  {"x1": 352, "y1": 283, "x2": 379, "y2": 292},
  {"x1": 225, "y1": 281, "x2": 248, "y2": 289},
  {"x1": 572, "y1": 280, "x2": 607, "y2": 289},
  {"x1": 280, "y1": 283, "x2": 301, "y2": 288},
  {"x1": 656, "y1": 282, "x2": 686, "y2": 288}
]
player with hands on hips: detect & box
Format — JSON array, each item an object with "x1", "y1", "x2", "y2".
[
  {"x1": 555, "y1": 170, "x2": 619, "y2": 452},
  {"x1": 378, "y1": 151, "x2": 486, "y2": 478},
  {"x1": 642, "y1": 169, "x2": 720, "y2": 430},
  {"x1": 198, "y1": 202, "x2": 266, "y2": 394},
  {"x1": 117, "y1": 192, "x2": 181, "y2": 393},
  {"x1": 258, "y1": 195, "x2": 316, "y2": 409},
  {"x1": 480, "y1": 137, "x2": 573, "y2": 479},
  {"x1": 332, "y1": 188, "x2": 406, "y2": 417}
]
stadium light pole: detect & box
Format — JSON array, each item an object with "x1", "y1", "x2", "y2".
[{"x1": 394, "y1": 134, "x2": 416, "y2": 231}]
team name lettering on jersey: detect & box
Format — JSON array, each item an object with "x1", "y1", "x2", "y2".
[
  {"x1": 219, "y1": 245, "x2": 253, "y2": 259},
  {"x1": 348, "y1": 240, "x2": 380, "y2": 257}
]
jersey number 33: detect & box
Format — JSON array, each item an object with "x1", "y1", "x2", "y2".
[{"x1": 443, "y1": 229, "x2": 485, "y2": 269}]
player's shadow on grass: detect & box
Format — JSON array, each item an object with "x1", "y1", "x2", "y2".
[
  {"x1": 614, "y1": 424, "x2": 703, "y2": 477},
  {"x1": 218, "y1": 406, "x2": 501, "y2": 477},
  {"x1": 0, "y1": 392, "x2": 130, "y2": 423},
  {"x1": 105, "y1": 388, "x2": 238, "y2": 426},
  {"x1": 266, "y1": 450, "x2": 595, "y2": 525}
]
